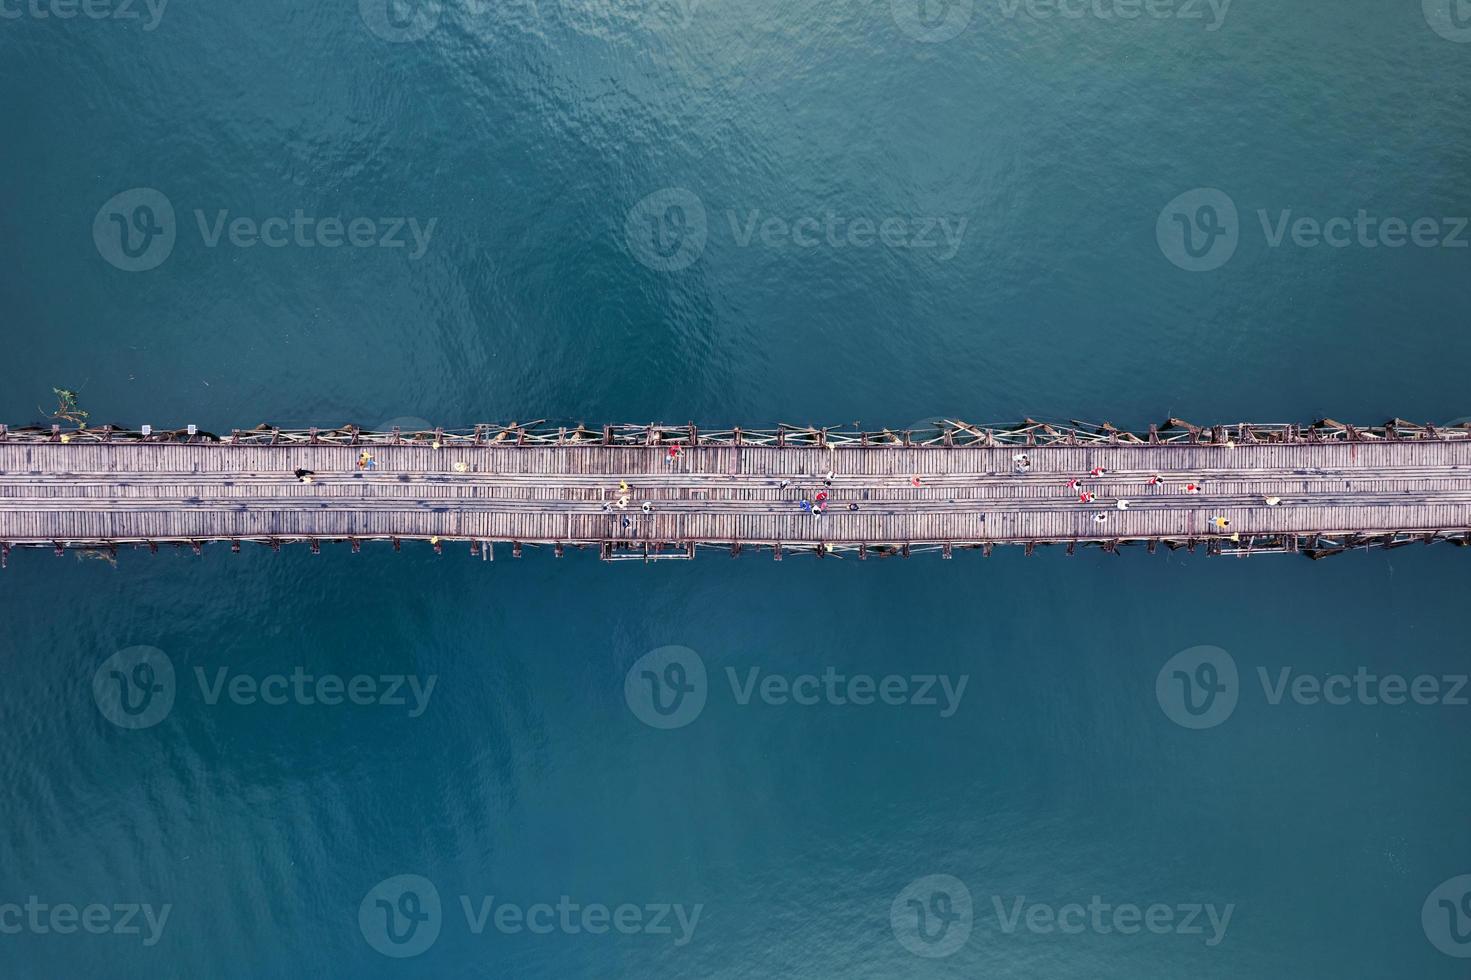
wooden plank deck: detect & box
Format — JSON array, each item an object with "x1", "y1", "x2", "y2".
[{"x1": 3, "y1": 421, "x2": 1471, "y2": 560}]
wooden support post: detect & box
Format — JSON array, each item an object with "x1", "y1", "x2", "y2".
[
  {"x1": 689, "y1": 423, "x2": 699, "y2": 445},
  {"x1": 686, "y1": 543, "x2": 696, "y2": 559},
  {"x1": 432, "y1": 538, "x2": 443, "y2": 555},
  {"x1": 942, "y1": 543, "x2": 953, "y2": 559},
  {"x1": 982, "y1": 543, "x2": 993, "y2": 557},
  {"x1": 309, "y1": 427, "x2": 319, "y2": 445},
  {"x1": 54, "y1": 542, "x2": 64, "y2": 557},
  {"x1": 231, "y1": 540, "x2": 240, "y2": 553},
  {"x1": 859, "y1": 544, "x2": 868, "y2": 560},
  {"x1": 310, "y1": 539, "x2": 320, "y2": 555},
  {"x1": 901, "y1": 543, "x2": 911, "y2": 558},
  {"x1": 191, "y1": 541, "x2": 202, "y2": 557},
  {"x1": 1066, "y1": 542, "x2": 1076, "y2": 556},
  {"x1": 148, "y1": 541, "x2": 158, "y2": 554},
  {"x1": 731, "y1": 542, "x2": 741, "y2": 558},
  {"x1": 1024, "y1": 542, "x2": 1035, "y2": 557},
  {"x1": 1146, "y1": 540, "x2": 1157, "y2": 555},
  {"x1": 733, "y1": 427, "x2": 743, "y2": 446},
  {"x1": 270, "y1": 539, "x2": 281, "y2": 553},
  {"x1": 512, "y1": 541, "x2": 522, "y2": 558},
  {"x1": 470, "y1": 540, "x2": 480, "y2": 557},
  {"x1": 554, "y1": 542, "x2": 565, "y2": 558},
  {"x1": 0, "y1": 543, "x2": 6, "y2": 569},
  {"x1": 391, "y1": 537, "x2": 401, "y2": 552},
  {"x1": 603, "y1": 425, "x2": 613, "y2": 445},
  {"x1": 773, "y1": 542, "x2": 783, "y2": 561},
  {"x1": 350, "y1": 538, "x2": 361, "y2": 554},
  {"x1": 601, "y1": 541, "x2": 613, "y2": 561},
  {"x1": 777, "y1": 429, "x2": 786, "y2": 448}
]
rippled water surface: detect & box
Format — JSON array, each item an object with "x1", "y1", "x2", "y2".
[{"x1": 1, "y1": 1, "x2": 1469, "y2": 976}]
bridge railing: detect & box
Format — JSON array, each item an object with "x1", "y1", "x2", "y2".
[{"x1": 3, "y1": 419, "x2": 1469, "y2": 447}]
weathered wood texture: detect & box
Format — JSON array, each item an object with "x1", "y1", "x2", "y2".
[{"x1": 3, "y1": 422, "x2": 1471, "y2": 560}]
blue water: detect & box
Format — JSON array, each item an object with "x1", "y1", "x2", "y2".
[{"x1": 2, "y1": 1, "x2": 1470, "y2": 976}]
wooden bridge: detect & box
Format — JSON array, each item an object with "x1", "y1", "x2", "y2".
[{"x1": 3, "y1": 419, "x2": 1471, "y2": 565}]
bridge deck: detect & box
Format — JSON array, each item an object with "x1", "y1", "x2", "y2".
[{"x1": 3, "y1": 428, "x2": 1471, "y2": 558}]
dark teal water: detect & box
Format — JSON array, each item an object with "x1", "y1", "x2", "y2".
[{"x1": 3, "y1": 1, "x2": 1471, "y2": 976}]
